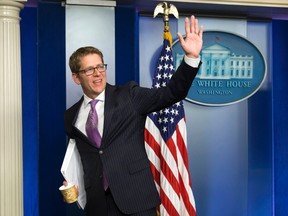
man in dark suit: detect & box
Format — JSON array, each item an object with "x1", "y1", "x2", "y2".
[{"x1": 63, "y1": 15, "x2": 203, "y2": 216}]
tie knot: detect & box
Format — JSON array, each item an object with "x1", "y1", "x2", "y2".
[{"x1": 90, "y1": 99, "x2": 99, "y2": 108}]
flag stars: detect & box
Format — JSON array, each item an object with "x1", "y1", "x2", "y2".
[
  {"x1": 170, "y1": 108, "x2": 180, "y2": 116},
  {"x1": 163, "y1": 117, "x2": 168, "y2": 124},
  {"x1": 163, "y1": 72, "x2": 168, "y2": 79},
  {"x1": 165, "y1": 45, "x2": 171, "y2": 52},
  {"x1": 170, "y1": 109, "x2": 176, "y2": 115},
  {"x1": 157, "y1": 64, "x2": 163, "y2": 71},
  {"x1": 155, "y1": 83, "x2": 161, "y2": 88},
  {"x1": 164, "y1": 108, "x2": 170, "y2": 114},
  {"x1": 164, "y1": 64, "x2": 169, "y2": 70},
  {"x1": 164, "y1": 54, "x2": 170, "y2": 61},
  {"x1": 149, "y1": 40, "x2": 184, "y2": 130}
]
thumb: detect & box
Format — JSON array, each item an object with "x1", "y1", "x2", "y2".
[{"x1": 177, "y1": 32, "x2": 184, "y2": 45}]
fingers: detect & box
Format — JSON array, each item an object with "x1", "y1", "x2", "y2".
[
  {"x1": 177, "y1": 32, "x2": 184, "y2": 45},
  {"x1": 63, "y1": 181, "x2": 68, "y2": 186},
  {"x1": 184, "y1": 17, "x2": 190, "y2": 35},
  {"x1": 199, "y1": 25, "x2": 204, "y2": 38},
  {"x1": 186, "y1": 15, "x2": 201, "y2": 35},
  {"x1": 194, "y1": 17, "x2": 199, "y2": 34},
  {"x1": 190, "y1": 15, "x2": 196, "y2": 34},
  {"x1": 75, "y1": 185, "x2": 79, "y2": 196}
]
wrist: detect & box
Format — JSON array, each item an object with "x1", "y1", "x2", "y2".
[{"x1": 184, "y1": 55, "x2": 200, "y2": 68}]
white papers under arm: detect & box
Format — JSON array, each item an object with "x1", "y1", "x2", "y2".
[{"x1": 61, "y1": 139, "x2": 86, "y2": 209}]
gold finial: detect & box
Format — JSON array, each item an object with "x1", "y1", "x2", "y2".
[{"x1": 153, "y1": 2, "x2": 179, "y2": 26}]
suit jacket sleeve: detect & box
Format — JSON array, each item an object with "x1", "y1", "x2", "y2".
[{"x1": 130, "y1": 59, "x2": 200, "y2": 115}]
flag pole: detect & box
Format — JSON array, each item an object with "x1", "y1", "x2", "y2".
[{"x1": 153, "y1": 2, "x2": 179, "y2": 47}]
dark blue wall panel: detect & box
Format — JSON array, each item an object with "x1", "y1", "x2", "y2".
[
  {"x1": 21, "y1": 7, "x2": 38, "y2": 216},
  {"x1": 38, "y1": 2, "x2": 66, "y2": 216},
  {"x1": 115, "y1": 6, "x2": 139, "y2": 84},
  {"x1": 248, "y1": 91, "x2": 273, "y2": 216},
  {"x1": 272, "y1": 20, "x2": 288, "y2": 216}
]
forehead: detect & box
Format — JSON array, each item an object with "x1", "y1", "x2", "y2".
[{"x1": 80, "y1": 54, "x2": 102, "y2": 68}]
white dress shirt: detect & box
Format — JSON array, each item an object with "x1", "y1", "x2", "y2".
[{"x1": 74, "y1": 91, "x2": 105, "y2": 137}]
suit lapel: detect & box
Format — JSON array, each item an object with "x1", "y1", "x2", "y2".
[
  {"x1": 65, "y1": 97, "x2": 83, "y2": 137},
  {"x1": 102, "y1": 84, "x2": 116, "y2": 146},
  {"x1": 68, "y1": 97, "x2": 95, "y2": 146},
  {"x1": 71, "y1": 97, "x2": 83, "y2": 125}
]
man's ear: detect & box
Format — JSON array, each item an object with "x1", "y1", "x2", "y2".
[{"x1": 72, "y1": 73, "x2": 81, "y2": 85}]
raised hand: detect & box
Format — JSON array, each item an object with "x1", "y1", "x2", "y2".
[{"x1": 177, "y1": 15, "x2": 203, "y2": 59}]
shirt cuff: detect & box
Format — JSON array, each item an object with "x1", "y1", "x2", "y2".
[{"x1": 184, "y1": 55, "x2": 200, "y2": 68}]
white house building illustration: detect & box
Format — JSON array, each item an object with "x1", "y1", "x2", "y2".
[{"x1": 176, "y1": 43, "x2": 254, "y2": 80}]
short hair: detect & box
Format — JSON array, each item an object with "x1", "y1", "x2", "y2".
[{"x1": 69, "y1": 46, "x2": 104, "y2": 73}]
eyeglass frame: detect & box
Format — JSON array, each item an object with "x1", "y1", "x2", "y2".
[{"x1": 77, "y1": 64, "x2": 107, "y2": 76}]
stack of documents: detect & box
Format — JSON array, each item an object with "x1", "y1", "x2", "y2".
[{"x1": 61, "y1": 139, "x2": 86, "y2": 209}]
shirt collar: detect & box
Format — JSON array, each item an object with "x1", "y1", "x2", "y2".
[{"x1": 83, "y1": 90, "x2": 105, "y2": 108}]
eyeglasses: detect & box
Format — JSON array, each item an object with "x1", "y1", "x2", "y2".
[{"x1": 78, "y1": 64, "x2": 107, "y2": 76}]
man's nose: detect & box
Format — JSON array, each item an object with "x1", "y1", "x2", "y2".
[{"x1": 92, "y1": 68, "x2": 101, "y2": 76}]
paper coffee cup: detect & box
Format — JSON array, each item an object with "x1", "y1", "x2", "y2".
[{"x1": 59, "y1": 183, "x2": 78, "y2": 204}]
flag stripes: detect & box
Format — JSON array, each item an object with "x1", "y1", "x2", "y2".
[{"x1": 145, "y1": 117, "x2": 196, "y2": 216}]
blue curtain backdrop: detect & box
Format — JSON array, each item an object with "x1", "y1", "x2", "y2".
[
  {"x1": 247, "y1": 21, "x2": 273, "y2": 216},
  {"x1": 21, "y1": 2, "x2": 66, "y2": 216},
  {"x1": 21, "y1": 7, "x2": 38, "y2": 216},
  {"x1": 272, "y1": 20, "x2": 288, "y2": 216},
  {"x1": 115, "y1": 6, "x2": 139, "y2": 84},
  {"x1": 37, "y1": 2, "x2": 66, "y2": 216}
]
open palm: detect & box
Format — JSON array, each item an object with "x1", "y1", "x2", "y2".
[{"x1": 177, "y1": 16, "x2": 203, "y2": 58}]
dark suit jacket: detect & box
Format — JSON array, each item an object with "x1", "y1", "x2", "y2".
[{"x1": 64, "y1": 60, "x2": 200, "y2": 215}]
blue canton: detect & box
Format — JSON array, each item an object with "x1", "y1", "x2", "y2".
[{"x1": 148, "y1": 39, "x2": 185, "y2": 142}]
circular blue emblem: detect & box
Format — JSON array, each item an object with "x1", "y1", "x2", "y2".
[{"x1": 172, "y1": 31, "x2": 267, "y2": 106}]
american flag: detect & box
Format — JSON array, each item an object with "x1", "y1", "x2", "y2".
[{"x1": 144, "y1": 28, "x2": 196, "y2": 216}]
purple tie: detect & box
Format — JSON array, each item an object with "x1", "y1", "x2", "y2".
[
  {"x1": 85, "y1": 99, "x2": 108, "y2": 190},
  {"x1": 86, "y1": 100, "x2": 101, "y2": 147}
]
